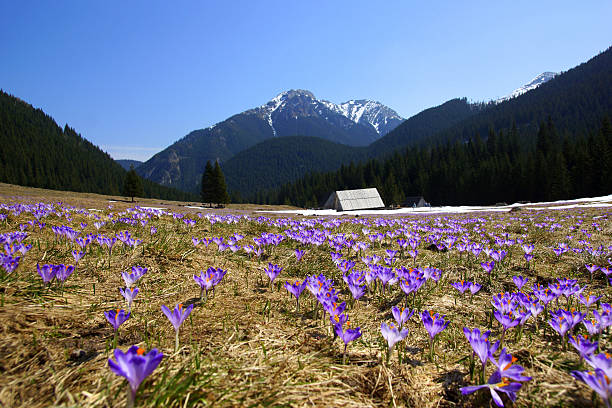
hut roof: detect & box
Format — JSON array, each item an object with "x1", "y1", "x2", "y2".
[{"x1": 324, "y1": 188, "x2": 385, "y2": 211}]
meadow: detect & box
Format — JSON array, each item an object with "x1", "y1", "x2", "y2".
[{"x1": 0, "y1": 183, "x2": 610, "y2": 407}]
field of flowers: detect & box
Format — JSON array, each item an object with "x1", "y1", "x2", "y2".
[{"x1": 0, "y1": 187, "x2": 610, "y2": 407}]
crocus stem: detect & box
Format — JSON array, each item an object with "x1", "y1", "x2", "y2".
[
  {"x1": 127, "y1": 387, "x2": 135, "y2": 408},
  {"x1": 343, "y1": 344, "x2": 347, "y2": 364},
  {"x1": 114, "y1": 330, "x2": 118, "y2": 349},
  {"x1": 429, "y1": 338, "x2": 434, "y2": 362},
  {"x1": 175, "y1": 329, "x2": 180, "y2": 353}
]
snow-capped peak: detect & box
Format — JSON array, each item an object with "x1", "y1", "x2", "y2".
[
  {"x1": 243, "y1": 89, "x2": 404, "y2": 139},
  {"x1": 497, "y1": 72, "x2": 557, "y2": 103},
  {"x1": 319, "y1": 98, "x2": 404, "y2": 136}
]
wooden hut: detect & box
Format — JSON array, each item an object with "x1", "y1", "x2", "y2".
[{"x1": 323, "y1": 188, "x2": 385, "y2": 211}]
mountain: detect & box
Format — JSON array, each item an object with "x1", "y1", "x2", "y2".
[
  {"x1": 224, "y1": 98, "x2": 480, "y2": 201},
  {"x1": 0, "y1": 90, "x2": 196, "y2": 201},
  {"x1": 136, "y1": 89, "x2": 404, "y2": 192},
  {"x1": 116, "y1": 159, "x2": 143, "y2": 170},
  {"x1": 496, "y1": 72, "x2": 557, "y2": 103}
]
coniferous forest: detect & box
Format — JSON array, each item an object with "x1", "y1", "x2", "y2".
[
  {"x1": 0, "y1": 90, "x2": 196, "y2": 201},
  {"x1": 258, "y1": 117, "x2": 612, "y2": 208}
]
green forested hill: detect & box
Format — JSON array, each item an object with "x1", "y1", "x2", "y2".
[
  {"x1": 0, "y1": 90, "x2": 195, "y2": 201},
  {"x1": 223, "y1": 136, "x2": 367, "y2": 200}
]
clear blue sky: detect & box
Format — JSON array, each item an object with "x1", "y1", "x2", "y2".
[{"x1": 1, "y1": 1, "x2": 611, "y2": 161}]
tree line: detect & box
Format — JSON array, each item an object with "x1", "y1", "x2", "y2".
[{"x1": 254, "y1": 117, "x2": 612, "y2": 208}]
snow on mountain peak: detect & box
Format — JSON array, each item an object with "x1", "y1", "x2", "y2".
[
  {"x1": 245, "y1": 90, "x2": 404, "y2": 138},
  {"x1": 496, "y1": 72, "x2": 557, "y2": 103}
]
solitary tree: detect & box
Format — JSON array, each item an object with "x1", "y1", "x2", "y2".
[
  {"x1": 200, "y1": 161, "x2": 214, "y2": 207},
  {"x1": 211, "y1": 161, "x2": 230, "y2": 206},
  {"x1": 123, "y1": 165, "x2": 144, "y2": 202}
]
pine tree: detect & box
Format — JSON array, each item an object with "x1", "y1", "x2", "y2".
[
  {"x1": 211, "y1": 161, "x2": 230, "y2": 206},
  {"x1": 200, "y1": 161, "x2": 214, "y2": 207},
  {"x1": 123, "y1": 166, "x2": 144, "y2": 202}
]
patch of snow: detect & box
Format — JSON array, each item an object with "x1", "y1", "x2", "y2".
[
  {"x1": 186, "y1": 206, "x2": 207, "y2": 209},
  {"x1": 258, "y1": 194, "x2": 612, "y2": 216},
  {"x1": 496, "y1": 72, "x2": 557, "y2": 103}
]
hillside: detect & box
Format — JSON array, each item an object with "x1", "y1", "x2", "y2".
[
  {"x1": 422, "y1": 46, "x2": 612, "y2": 148},
  {"x1": 223, "y1": 136, "x2": 367, "y2": 200},
  {"x1": 0, "y1": 90, "x2": 196, "y2": 201}
]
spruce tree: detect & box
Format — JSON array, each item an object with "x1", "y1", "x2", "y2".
[
  {"x1": 212, "y1": 161, "x2": 230, "y2": 206},
  {"x1": 123, "y1": 165, "x2": 144, "y2": 202},
  {"x1": 200, "y1": 161, "x2": 214, "y2": 207}
]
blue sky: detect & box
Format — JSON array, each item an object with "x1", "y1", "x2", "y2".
[{"x1": 1, "y1": 1, "x2": 611, "y2": 161}]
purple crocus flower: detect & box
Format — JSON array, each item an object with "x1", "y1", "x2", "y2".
[
  {"x1": 421, "y1": 310, "x2": 450, "y2": 360},
  {"x1": 512, "y1": 276, "x2": 528, "y2": 291},
  {"x1": 494, "y1": 310, "x2": 521, "y2": 343},
  {"x1": 263, "y1": 263, "x2": 282, "y2": 286},
  {"x1": 461, "y1": 370, "x2": 525, "y2": 407},
  {"x1": 490, "y1": 348, "x2": 532, "y2": 382},
  {"x1": 105, "y1": 309, "x2": 130, "y2": 331},
  {"x1": 294, "y1": 249, "x2": 305, "y2": 261},
  {"x1": 578, "y1": 292, "x2": 601, "y2": 309},
  {"x1": 108, "y1": 345, "x2": 163, "y2": 407},
  {"x1": 570, "y1": 369, "x2": 611, "y2": 407},
  {"x1": 521, "y1": 244, "x2": 534, "y2": 254},
  {"x1": 463, "y1": 327, "x2": 499, "y2": 373},
  {"x1": 284, "y1": 280, "x2": 307, "y2": 311},
  {"x1": 37, "y1": 263, "x2": 56, "y2": 284},
  {"x1": 347, "y1": 281, "x2": 366, "y2": 301},
  {"x1": 120, "y1": 287, "x2": 139, "y2": 313},
  {"x1": 1, "y1": 254, "x2": 20, "y2": 274},
  {"x1": 583, "y1": 318, "x2": 602, "y2": 336},
  {"x1": 71, "y1": 250, "x2": 85, "y2": 264},
  {"x1": 122, "y1": 266, "x2": 148, "y2": 288},
  {"x1": 490, "y1": 250, "x2": 506, "y2": 263},
  {"x1": 54, "y1": 264, "x2": 75, "y2": 283},
  {"x1": 585, "y1": 264, "x2": 600, "y2": 278},
  {"x1": 481, "y1": 261, "x2": 495, "y2": 275},
  {"x1": 161, "y1": 303, "x2": 194, "y2": 351},
  {"x1": 380, "y1": 321, "x2": 409, "y2": 358},
  {"x1": 193, "y1": 268, "x2": 217, "y2": 301},
  {"x1": 451, "y1": 280, "x2": 472, "y2": 294},
  {"x1": 391, "y1": 306, "x2": 414, "y2": 328},
  {"x1": 548, "y1": 314, "x2": 571, "y2": 342},
  {"x1": 569, "y1": 334, "x2": 598, "y2": 360},
  {"x1": 334, "y1": 321, "x2": 362, "y2": 364},
  {"x1": 469, "y1": 282, "x2": 482, "y2": 295}
]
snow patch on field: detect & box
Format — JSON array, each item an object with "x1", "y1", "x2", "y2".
[{"x1": 259, "y1": 194, "x2": 612, "y2": 216}]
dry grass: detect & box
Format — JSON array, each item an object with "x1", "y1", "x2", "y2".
[{"x1": 0, "y1": 183, "x2": 610, "y2": 407}]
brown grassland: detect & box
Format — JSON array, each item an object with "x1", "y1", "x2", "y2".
[{"x1": 0, "y1": 182, "x2": 610, "y2": 407}]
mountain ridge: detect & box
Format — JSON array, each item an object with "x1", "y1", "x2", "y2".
[{"x1": 136, "y1": 89, "x2": 405, "y2": 192}]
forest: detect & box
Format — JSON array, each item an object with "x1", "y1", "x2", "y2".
[{"x1": 257, "y1": 117, "x2": 612, "y2": 207}]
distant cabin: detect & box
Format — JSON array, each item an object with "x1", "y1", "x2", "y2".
[
  {"x1": 323, "y1": 188, "x2": 385, "y2": 211},
  {"x1": 405, "y1": 196, "x2": 430, "y2": 208}
]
